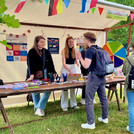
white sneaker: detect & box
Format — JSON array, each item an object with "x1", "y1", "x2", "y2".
[
  {"x1": 35, "y1": 108, "x2": 45, "y2": 116},
  {"x1": 62, "y1": 108, "x2": 68, "y2": 112},
  {"x1": 126, "y1": 126, "x2": 134, "y2": 134},
  {"x1": 93, "y1": 99, "x2": 97, "y2": 104},
  {"x1": 34, "y1": 108, "x2": 37, "y2": 112},
  {"x1": 98, "y1": 117, "x2": 108, "y2": 123},
  {"x1": 80, "y1": 99, "x2": 85, "y2": 105},
  {"x1": 73, "y1": 106, "x2": 80, "y2": 109},
  {"x1": 126, "y1": 126, "x2": 129, "y2": 132},
  {"x1": 81, "y1": 123, "x2": 95, "y2": 129}
]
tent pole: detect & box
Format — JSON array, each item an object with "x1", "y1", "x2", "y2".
[
  {"x1": 20, "y1": 22, "x2": 105, "y2": 32},
  {"x1": 98, "y1": 0, "x2": 134, "y2": 11},
  {"x1": 105, "y1": 23, "x2": 134, "y2": 32},
  {"x1": 127, "y1": 12, "x2": 133, "y2": 56},
  {"x1": 105, "y1": 30, "x2": 108, "y2": 44}
]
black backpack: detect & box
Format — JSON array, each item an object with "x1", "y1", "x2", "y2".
[
  {"x1": 92, "y1": 46, "x2": 114, "y2": 77},
  {"x1": 126, "y1": 58, "x2": 134, "y2": 89}
]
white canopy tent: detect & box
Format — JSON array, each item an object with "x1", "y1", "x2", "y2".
[
  {"x1": 4, "y1": 0, "x2": 132, "y2": 29},
  {"x1": 0, "y1": 0, "x2": 134, "y2": 82}
]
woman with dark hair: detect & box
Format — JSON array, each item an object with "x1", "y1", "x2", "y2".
[
  {"x1": 61, "y1": 36, "x2": 80, "y2": 111},
  {"x1": 26, "y1": 36, "x2": 56, "y2": 116}
]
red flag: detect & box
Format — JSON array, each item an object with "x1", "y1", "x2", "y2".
[
  {"x1": 130, "y1": 14, "x2": 134, "y2": 21},
  {"x1": 90, "y1": 0, "x2": 98, "y2": 9},
  {"x1": 52, "y1": 0, "x2": 59, "y2": 15},
  {"x1": 98, "y1": 7, "x2": 104, "y2": 15},
  {"x1": 15, "y1": 0, "x2": 27, "y2": 13}
]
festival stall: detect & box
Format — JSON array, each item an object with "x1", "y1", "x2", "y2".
[{"x1": 0, "y1": 0, "x2": 134, "y2": 82}]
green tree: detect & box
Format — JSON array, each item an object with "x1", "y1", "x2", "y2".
[
  {"x1": 106, "y1": 0, "x2": 134, "y2": 48},
  {"x1": 0, "y1": 0, "x2": 20, "y2": 49}
]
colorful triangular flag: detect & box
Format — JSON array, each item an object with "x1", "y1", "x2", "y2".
[
  {"x1": 52, "y1": 0, "x2": 59, "y2": 15},
  {"x1": 130, "y1": 13, "x2": 134, "y2": 21},
  {"x1": 45, "y1": 0, "x2": 49, "y2": 4},
  {"x1": 85, "y1": 0, "x2": 91, "y2": 12},
  {"x1": 98, "y1": 7, "x2": 104, "y2": 15},
  {"x1": 90, "y1": 0, "x2": 98, "y2": 9},
  {"x1": 48, "y1": 0, "x2": 54, "y2": 16},
  {"x1": 80, "y1": 0, "x2": 87, "y2": 13},
  {"x1": 15, "y1": 0, "x2": 27, "y2": 13},
  {"x1": 57, "y1": 0, "x2": 63, "y2": 14},
  {"x1": 64, "y1": 0, "x2": 70, "y2": 8},
  {"x1": 91, "y1": 7, "x2": 96, "y2": 14}
]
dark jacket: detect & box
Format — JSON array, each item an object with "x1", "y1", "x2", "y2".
[{"x1": 26, "y1": 48, "x2": 56, "y2": 79}]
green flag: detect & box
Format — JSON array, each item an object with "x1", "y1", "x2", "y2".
[
  {"x1": 45, "y1": 0, "x2": 49, "y2": 4},
  {"x1": 91, "y1": 7, "x2": 96, "y2": 14}
]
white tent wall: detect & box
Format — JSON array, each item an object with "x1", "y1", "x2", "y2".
[
  {"x1": 0, "y1": 25, "x2": 106, "y2": 106},
  {"x1": 0, "y1": 25, "x2": 106, "y2": 82}
]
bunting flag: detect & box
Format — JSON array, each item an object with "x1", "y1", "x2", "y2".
[
  {"x1": 85, "y1": 0, "x2": 91, "y2": 12},
  {"x1": 45, "y1": 0, "x2": 49, "y2": 4},
  {"x1": 52, "y1": 0, "x2": 59, "y2": 15},
  {"x1": 130, "y1": 14, "x2": 134, "y2": 21},
  {"x1": 48, "y1": 0, "x2": 54, "y2": 16},
  {"x1": 80, "y1": 0, "x2": 87, "y2": 13},
  {"x1": 57, "y1": 0, "x2": 63, "y2": 14},
  {"x1": 64, "y1": 0, "x2": 70, "y2": 8},
  {"x1": 90, "y1": 0, "x2": 98, "y2": 9},
  {"x1": 91, "y1": 7, "x2": 96, "y2": 14},
  {"x1": 14, "y1": 0, "x2": 27, "y2": 13},
  {"x1": 98, "y1": 7, "x2": 104, "y2": 15}
]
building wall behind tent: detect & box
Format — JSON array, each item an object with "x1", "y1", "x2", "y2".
[{"x1": 0, "y1": 25, "x2": 106, "y2": 82}]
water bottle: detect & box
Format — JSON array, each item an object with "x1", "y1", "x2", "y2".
[{"x1": 44, "y1": 69, "x2": 47, "y2": 79}]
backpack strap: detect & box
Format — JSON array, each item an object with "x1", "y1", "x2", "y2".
[{"x1": 126, "y1": 58, "x2": 133, "y2": 67}]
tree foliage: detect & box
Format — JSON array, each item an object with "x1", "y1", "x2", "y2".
[
  {"x1": 106, "y1": 0, "x2": 134, "y2": 48},
  {"x1": 0, "y1": 0, "x2": 20, "y2": 48}
]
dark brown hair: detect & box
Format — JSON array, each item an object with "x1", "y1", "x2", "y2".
[
  {"x1": 64, "y1": 36, "x2": 75, "y2": 59},
  {"x1": 33, "y1": 36, "x2": 45, "y2": 56},
  {"x1": 83, "y1": 32, "x2": 97, "y2": 43}
]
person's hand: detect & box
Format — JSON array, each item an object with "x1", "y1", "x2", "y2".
[
  {"x1": 76, "y1": 51, "x2": 82, "y2": 60},
  {"x1": 26, "y1": 75, "x2": 34, "y2": 82},
  {"x1": 69, "y1": 70, "x2": 74, "y2": 76}
]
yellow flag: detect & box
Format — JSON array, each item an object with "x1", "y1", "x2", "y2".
[{"x1": 57, "y1": 0, "x2": 63, "y2": 14}]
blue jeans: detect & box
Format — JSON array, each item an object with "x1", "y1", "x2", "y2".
[
  {"x1": 86, "y1": 73, "x2": 108, "y2": 124},
  {"x1": 127, "y1": 91, "x2": 134, "y2": 133},
  {"x1": 32, "y1": 92, "x2": 51, "y2": 110}
]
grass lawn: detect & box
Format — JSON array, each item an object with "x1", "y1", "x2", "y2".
[{"x1": 0, "y1": 91, "x2": 130, "y2": 134}]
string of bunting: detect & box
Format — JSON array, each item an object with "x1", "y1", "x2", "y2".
[
  {"x1": 13, "y1": 0, "x2": 132, "y2": 22},
  {"x1": 1, "y1": 29, "x2": 31, "y2": 38}
]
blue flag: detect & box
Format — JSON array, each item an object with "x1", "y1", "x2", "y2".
[
  {"x1": 80, "y1": 0, "x2": 87, "y2": 13},
  {"x1": 64, "y1": 0, "x2": 70, "y2": 8}
]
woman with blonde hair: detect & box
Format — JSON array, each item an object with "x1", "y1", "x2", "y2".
[{"x1": 61, "y1": 36, "x2": 80, "y2": 111}]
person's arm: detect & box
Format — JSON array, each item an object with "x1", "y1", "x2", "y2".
[
  {"x1": 75, "y1": 59, "x2": 79, "y2": 67},
  {"x1": 61, "y1": 49, "x2": 74, "y2": 75},
  {"x1": 79, "y1": 57, "x2": 92, "y2": 69},
  {"x1": 26, "y1": 50, "x2": 35, "y2": 81},
  {"x1": 26, "y1": 75, "x2": 34, "y2": 82},
  {"x1": 77, "y1": 51, "x2": 92, "y2": 69}
]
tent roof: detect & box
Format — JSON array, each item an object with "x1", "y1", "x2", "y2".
[{"x1": 5, "y1": 0, "x2": 132, "y2": 30}]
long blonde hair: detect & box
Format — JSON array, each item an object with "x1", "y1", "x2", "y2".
[
  {"x1": 33, "y1": 36, "x2": 45, "y2": 56},
  {"x1": 64, "y1": 36, "x2": 75, "y2": 59}
]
